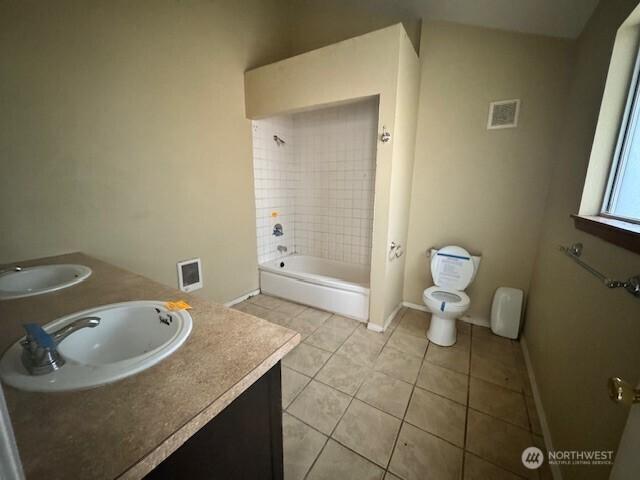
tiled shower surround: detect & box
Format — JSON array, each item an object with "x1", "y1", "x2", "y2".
[{"x1": 252, "y1": 98, "x2": 378, "y2": 265}]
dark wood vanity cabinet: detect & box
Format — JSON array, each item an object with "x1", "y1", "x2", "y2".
[{"x1": 146, "y1": 362, "x2": 284, "y2": 480}]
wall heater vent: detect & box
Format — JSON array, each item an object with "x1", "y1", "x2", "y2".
[{"x1": 487, "y1": 99, "x2": 520, "y2": 129}]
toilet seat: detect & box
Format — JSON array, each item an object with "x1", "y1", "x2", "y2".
[{"x1": 423, "y1": 286, "x2": 469, "y2": 310}]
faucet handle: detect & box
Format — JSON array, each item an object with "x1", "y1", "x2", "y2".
[
  {"x1": 22, "y1": 323, "x2": 56, "y2": 350},
  {"x1": 20, "y1": 323, "x2": 65, "y2": 375}
]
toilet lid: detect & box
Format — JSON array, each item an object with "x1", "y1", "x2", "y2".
[{"x1": 431, "y1": 245, "x2": 474, "y2": 290}]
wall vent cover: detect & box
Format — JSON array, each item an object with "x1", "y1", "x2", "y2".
[{"x1": 487, "y1": 99, "x2": 520, "y2": 129}]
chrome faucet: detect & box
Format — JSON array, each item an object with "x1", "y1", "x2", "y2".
[
  {"x1": 20, "y1": 317, "x2": 100, "y2": 375},
  {"x1": 277, "y1": 245, "x2": 288, "y2": 254}
]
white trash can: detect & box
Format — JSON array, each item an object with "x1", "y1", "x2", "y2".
[{"x1": 490, "y1": 287, "x2": 524, "y2": 339}]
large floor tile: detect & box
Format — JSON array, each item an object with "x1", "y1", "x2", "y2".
[
  {"x1": 275, "y1": 300, "x2": 308, "y2": 317},
  {"x1": 389, "y1": 422, "x2": 463, "y2": 480},
  {"x1": 306, "y1": 323, "x2": 353, "y2": 352},
  {"x1": 456, "y1": 320, "x2": 471, "y2": 335},
  {"x1": 356, "y1": 370, "x2": 413, "y2": 418},
  {"x1": 332, "y1": 399, "x2": 401, "y2": 467},
  {"x1": 263, "y1": 309, "x2": 293, "y2": 328},
  {"x1": 337, "y1": 334, "x2": 385, "y2": 366},
  {"x1": 425, "y1": 343, "x2": 470, "y2": 374},
  {"x1": 384, "y1": 473, "x2": 402, "y2": 480},
  {"x1": 472, "y1": 335, "x2": 518, "y2": 368},
  {"x1": 351, "y1": 323, "x2": 391, "y2": 344},
  {"x1": 375, "y1": 346, "x2": 422, "y2": 384},
  {"x1": 470, "y1": 352, "x2": 523, "y2": 392},
  {"x1": 306, "y1": 439, "x2": 384, "y2": 480},
  {"x1": 323, "y1": 315, "x2": 361, "y2": 335},
  {"x1": 405, "y1": 387, "x2": 466, "y2": 447},
  {"x1": 466, "y1": 409, "x2": 534, "y2": 478},
  {"x1": 282, "y1": 367, "x2": 311, "y2": 408},
  {"x1": 416, "y1": 361, "x2": 468, "y2": 405},
  {"x1": 288, "y1": 380, "x2": 351, "y2": 435},
  {"x1": 469, "y1": 377, "x2": 528, "y2": 429},
  {"x1": 471, "y1": 324, "x2": 494, "y2": 337},
  {"x1": 283, "y1": 343, "x2": 331, "y2": 377},
  {"x1": 464, "y1": 453, "x2": 522, "y2": 480},
  {"x1": 296, "y1": 307, "x2": 332, "y2": 326},
  {"x1": 233, "y1": 300, "x2": 270, "y2": 318},
  {"x1": 316, "y1": 352, "x2": 369, "y2": 395},
  {"x1": 386, "y1": 330, "x2": 429, "y2": 358},
  {"x1": 249, "y1": 294, "x2": 284, "y2": 309},
  {"x1": 287, "y1": 314, "x2": 323, "y2": 339},
  {"x1": 455, "y1": 330, "x2": 471, "y2": 349},
  {"x1": 395, "y1": 310, "x2": 430, "y2": 338},
  {"x1": 283, "y1": 413, "x2": 327, "y2": 480}
]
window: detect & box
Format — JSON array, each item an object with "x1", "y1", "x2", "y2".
[{"x1": 603, "y1": 48, "x2": 640, "y2": 224}]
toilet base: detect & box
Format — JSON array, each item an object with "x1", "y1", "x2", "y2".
[{"x1": 427, "y1": 314, "x2": 457, "y2": 346}]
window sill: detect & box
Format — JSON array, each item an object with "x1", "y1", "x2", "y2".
[{"x1": 571, "y1": 214, "x2": 640, "y2": 255}]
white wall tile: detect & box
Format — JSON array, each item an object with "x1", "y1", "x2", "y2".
[{"x1": 251, "y1": 98, "x2": 378, "y2": 266}]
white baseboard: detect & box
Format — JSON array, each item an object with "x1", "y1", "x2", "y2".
[
  {"x1": 520, "y1": 336, "x2": 562, "y2": 480},
  {"x1": 367, "y1": 303, "x2": 403, "y2": 333},
  {"x1": 224, "y1": 289, "x2": 260, "y2": 307},
  {"x1": 401, "y1": 301, "x2": 490, "y2": 328}
]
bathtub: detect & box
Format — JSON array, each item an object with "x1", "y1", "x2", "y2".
[{"x1": 259, "y1": 255, "x2": 370, "y2": 321}]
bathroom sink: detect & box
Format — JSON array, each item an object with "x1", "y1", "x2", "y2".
[
  {"x1": 0, "y1": 264, "x2": 92, "y2": 300},
  {"x1": 0, "y1": 301, "x2": 193, "y2": 392}
]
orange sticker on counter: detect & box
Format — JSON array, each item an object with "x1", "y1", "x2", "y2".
[{"x1": 165, "y1": 300, "x2": 192, "y2": 311}]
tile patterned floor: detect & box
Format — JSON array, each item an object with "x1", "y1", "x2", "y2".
[{"x1": 233, "y1": 295, "x2": 551, "y2": 480}]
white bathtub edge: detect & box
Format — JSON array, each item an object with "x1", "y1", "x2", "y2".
[{"x1": 260, "y1": 271, "x2": 369, "y2": 321}]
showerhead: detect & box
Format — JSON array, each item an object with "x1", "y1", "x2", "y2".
[{"x1": 273, "y1": 135, "x2": 286, "y2": 146}]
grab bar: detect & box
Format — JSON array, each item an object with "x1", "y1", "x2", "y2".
[{"x1": 559, "y1": 243, "x2": 640, "y2": 298}]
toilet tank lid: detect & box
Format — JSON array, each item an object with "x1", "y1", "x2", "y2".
[{"x1": 431, "y1": 245, "x2": 475, "y2": 290}]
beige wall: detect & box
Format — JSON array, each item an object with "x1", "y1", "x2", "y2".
[
  {"x1": 245, "y1": 25, "x2": 419, "y2": 328},
  {"x1": 0, "y1": 0, "x2": 290, "y2": 302},
  {"x1": 524, "y1": 1, "x2": 640, "y2": 478},
  {"x1": 403, "y1": 22, "x2": 574, "y2": 321},
  {"x1": 288, "y1": 0, "x2": 421, "y2": 56},
  {"x1": 383, "y1": 32, "x2": 420, "y2": 323}
]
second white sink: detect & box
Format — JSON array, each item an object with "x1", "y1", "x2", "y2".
[{"x1": 0, "y1": 264, "x2": 92, "y2": 300}]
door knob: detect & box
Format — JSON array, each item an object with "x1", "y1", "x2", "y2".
[{"x1": 608, "y1": 377, "x2": 640, "y2": 406}]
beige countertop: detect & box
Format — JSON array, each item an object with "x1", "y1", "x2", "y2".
[{"x1": 0, "y1": 253, "x2": 299, "y2": 479}]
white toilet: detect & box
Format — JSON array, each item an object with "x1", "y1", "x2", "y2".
[{"x1": 422, "y1": 245, "x2": 481, "y2": 346}]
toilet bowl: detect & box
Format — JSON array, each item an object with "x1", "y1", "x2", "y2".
[{"x1": 423, "y1": 246, "x2": 480, "y2": 346}]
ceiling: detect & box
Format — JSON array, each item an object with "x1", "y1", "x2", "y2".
[{"x1": 403, "y1": 0, "x2": 600, "y2": 39}]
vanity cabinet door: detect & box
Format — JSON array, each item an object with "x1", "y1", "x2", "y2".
[{"x1": 146, "y1": 362, "x2": 283, "y2": 480}]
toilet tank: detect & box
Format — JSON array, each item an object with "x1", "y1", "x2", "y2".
[{"x1": 428, "y1": 248, "x2": 482, "y2": 283}]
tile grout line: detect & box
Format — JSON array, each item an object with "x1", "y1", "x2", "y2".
[
  {"x1": 267, "y1": 300, "x2": 533, "y2": 479},
  {"x1": 294, "y1": 309, "x2": 392, "y2": 478},
  {"x1": 461, "y1": 324, "x2": 475, "y2": 479},
  {"x1": 463, "y1": 325, "x2": 535, "y2": 480},
  {"x1": 382, "y1": 311, "x2": 433, "y2": 478},
  {"x1": 298, "y1": 312, "x2": 398, "y2": 478}
]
